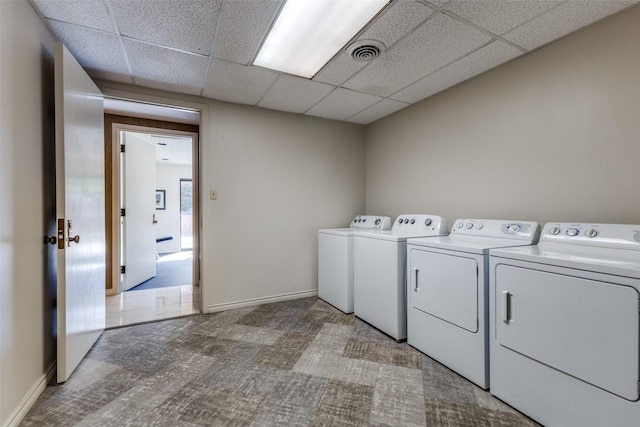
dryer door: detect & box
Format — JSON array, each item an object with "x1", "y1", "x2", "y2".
[
  {"x1": 495, "y1": 264, "x2": 640, "y2": 401},
  {"x1": 409, "y1": 249, "x2": 478, "y2": 333}
]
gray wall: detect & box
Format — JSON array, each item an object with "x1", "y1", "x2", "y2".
[
  {"x1": 95, "y1": 81, "x2": 367, "y2": 313},
  {"x1": 0, "y1": 0, "x2": 57, "y2": 425},
  {"x1": 365, "y1": 5, "x2": 640, "y2": 226},
  {"x1": 203, "y1": 102, "x2": 365, "y2": 310}
]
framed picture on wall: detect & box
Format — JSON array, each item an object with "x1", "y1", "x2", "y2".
[{"x1": 155, "y1": 190, "x2": 166, "y2": 210}]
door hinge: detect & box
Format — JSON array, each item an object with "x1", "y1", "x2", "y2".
[
  {"x1": 120, "y1": 144, "x2": 125, "y2": 153},
  {"x1": 120, "y1": 208, "x2": 125, "y2": 217},
  {"x1": 121, "y1": 265, "x2": 126, "y2": 274}
]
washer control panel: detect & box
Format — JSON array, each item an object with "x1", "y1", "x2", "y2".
[
  {"x1": 350, "y1": 215, "x2": 392, "y2": 230},
  {"x1": 541, "y1": 223, "x2": 640, "y2": 250},
  {"x1": 392, "y1": 214, "x2": 447, "y2": 233},
  {"x1": 451, "y1": 219, "x2": 540, "y2": 241}
]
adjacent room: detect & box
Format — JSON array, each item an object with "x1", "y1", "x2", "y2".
[{"x1": 2, "y1": 0, "x2": 640, "y2": 426}]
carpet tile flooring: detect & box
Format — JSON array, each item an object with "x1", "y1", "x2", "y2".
[{"x1": 21, "y1": 297, "x2": 539, "y2": 426}]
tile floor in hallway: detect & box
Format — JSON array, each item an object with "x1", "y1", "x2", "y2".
[
  {"x1": 22, "y1": 297, "x2": 539, "y2": 426},
  {"x1": 106, "y1": 284, "x2": 197, "y2": 328}
]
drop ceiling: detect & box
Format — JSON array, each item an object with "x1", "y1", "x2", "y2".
[{"x1": 30, "y1": 0, "x2": 638, "y2": 125}]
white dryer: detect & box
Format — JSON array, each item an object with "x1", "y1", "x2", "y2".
[
  {"x1": 406, "y1": 219, "x2": 540, "y2": 389},
  {"x1": 353, "y1": 214, "x2": 447, "y2": 340},
  {"x1": 318, "y1": 215, "x2": 391, "y2": 313},
  {"x1": 489, "y1": 222, "x2": 640, "y2": 427}
]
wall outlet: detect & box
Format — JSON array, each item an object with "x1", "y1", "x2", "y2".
[{"x1": 210, "y1": 190, "x2": 218, "y2": 200}]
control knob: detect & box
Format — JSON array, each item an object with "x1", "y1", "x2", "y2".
[
  {"x1": 424, "y1": 218, "x2": 432, "y2": 226},
  {"x1": 456, "y1": 222, "x2": 463, "y2": 228},
  {"x1": 410, "y1": 218, "x2": 415, "y2": 224},
  {"x1": 476, "y1": 224, "x2": 484, "y2": 230},
  {"x1": 566, "y1": 228, "x2": 579, "y2": 236},
  {"x1": 506, "y1": 223, "x2": 521, "y2": 233},
  {"x1": 466, "y1": 223, "x2": 473, "y2": 229},
  {"x1": 375, "y1": 219, "x2": 381, "y2": 226},
  {"x1": 549, "y1": 227, "x2": 561, "y2": 235},
  {"x1": 585, "y1": 228, "x2": 598, "y2": 238}
]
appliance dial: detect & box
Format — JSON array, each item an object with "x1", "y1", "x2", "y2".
[
  {"x1": 585, "y1": 228, "x2": 598, "y2": 238},
  {"x1": 466, "y1": 223, "x2": 473, "y2": 229},
  {"x1": 566, "y1": 228, "x2": 579, "y2": 236},
  {"x1": 410, "y1": 218, "x2": 415, "y2": 224},
  {"x1": 425, "y1": 218, "x2": 432, "y2": 226},
  {"x1": 362, "y1": 219, "x2": 366, "y2": 222},
  {"x1": 375, "y1": 219, "x2": 381, "y2": 226},
  {"x1": 549, "y1": 227, "x2": 561, "y2": 235},
  {"x1": 456, "y1": 222, "x2": 463, "y2": 228},
  {"x1": 397, "y1": 218, "x2": 403, "y2": 224},
  {"x1": 506, "y1": 223, "x2": 521, "y2": 233},
  {"x1": 476, "y1": 224, "x2": 484, "y2": 230}
]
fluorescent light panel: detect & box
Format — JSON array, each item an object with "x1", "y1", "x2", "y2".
[{"x1": 254, "y1": 0, "x2": 388, "y2": 78}]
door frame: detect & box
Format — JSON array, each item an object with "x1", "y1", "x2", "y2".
[{"x1": 108, "y1": 123, "x2": 200, "y2": 302}]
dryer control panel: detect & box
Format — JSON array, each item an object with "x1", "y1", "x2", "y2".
[
  {"x1": 451, "y1": 219, "x2": 540, "y2": 241},
  {"x1": 393, "y1": 214, "x2": 447, "y2": 233},
  {"x1": 350, "y1": 215, "x2": 392, "y2": 230},
  {"x1": 541, "y1": 222, "x2": 640, "y2": 250}
]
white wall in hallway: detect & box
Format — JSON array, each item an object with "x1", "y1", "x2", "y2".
[
  {"x1": 0, "y1": 0, "x2": 57, "y2": 425},
  {"x1": 155, "y1": 162, "x2": 192, "y2": 254},
  {"x1": 365, "y1": 5, "x2": 640, "y2": 226}
]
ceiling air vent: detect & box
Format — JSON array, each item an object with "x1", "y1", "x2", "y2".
[{"x1": 347, "y1": 40, "x2": 385, "y2": 62}]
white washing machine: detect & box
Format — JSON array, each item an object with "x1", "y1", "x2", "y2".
[
  {"x1": 353, "y1": 214, "x2": 447, "y2": 340},
  {"x1": 406, "y1": 219, "x2": 540, "y2": 389},
  {"x1": 318, "y1": 215, "x2": 391, "y2": 313},
  {"x1": 489, "y1": 222, "x2": 640, "y2": 427}
]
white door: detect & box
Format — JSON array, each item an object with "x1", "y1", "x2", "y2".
[
  {"x1": 495, "y1": 264, "x2": 639, "y2": 400},
  {"x1": 409, "y1": 249, "x2": 479, "y2": 333},
  {"x1": 55, "y1": 43, "x2": 105, "y2": 383},
  {"x1": 122, "y1": 132, "x2": 157, "y2": 290}
]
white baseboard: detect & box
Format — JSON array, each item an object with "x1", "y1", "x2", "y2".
[
  {"x1": 4, "y1": 362, "x2": 56, "y2": 427},
  {"x1": 208, "y1": 289, "x2": 317, "y2": 313}
]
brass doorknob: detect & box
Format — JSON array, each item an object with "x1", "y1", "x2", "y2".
[{"x1": 44, "y1": 236, "x2": 57, "y2": 245}]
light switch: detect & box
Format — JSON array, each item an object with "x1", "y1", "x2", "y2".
[{"x1": 210, "y1": 190, "x2": 218, "y2": 200}]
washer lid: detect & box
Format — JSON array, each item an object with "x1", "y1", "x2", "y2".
[
  {"x1": 408, "y1": 235, "x2": 537, "y2": 254},
  {"x1": 318, "y1": 227, "x2": 356, "y2": 237},
  {"x1": 356, "y1": 229, "x2": 447, "y2": 242}
]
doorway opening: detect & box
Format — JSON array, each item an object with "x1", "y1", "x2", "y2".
[{"x1": 105, "y1": 116, "x2": 200, "y2": 328}]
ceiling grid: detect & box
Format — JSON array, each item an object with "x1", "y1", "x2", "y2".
[{"x1": 29, "y1": 0, "x2": 639, "y2": 124}]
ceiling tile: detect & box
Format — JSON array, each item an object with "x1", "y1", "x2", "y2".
[
  {"x1": 305, "y1": 88, "x2": 382, "y2": 121},
  {"x1": 360, "y1": 0, "x2": 436, "y2": 49},
  {"x1": 212, "y1": 0, "x2": 281, "y2": 65},
  {"x1": 203, "y1": 60, "x2": 278, "y2": 105},
  {"x1": 503, "y1": 0, "x2": 639, "y2": 50},
  {"x1": 347, "y1": 99, "x2": 410, "y2": 124},
  {"x1": 123, "y1": 39, "x2": 208, "y2": 95},
  {"x1": 444, "y1": 0, "x2": 562, "y2": 35},
  {"x1": 258, "y1": 76, "x2": 334, "y2": 114},
  {"x1": 391, "y1": 40, "x2": 521, "y2": 103},
  {"x1": 314, "y1": 0, "x2": 436, "y2": 85},
  {"x1": 343, "y1": 13, "x2": 492, "y2": 97},
  {"x1": 421, "y1": 0, "x2": 451, "y2": 8},
  {"x1": 110, "y1": 0, "x2": 221, "y2": 55},
  {"x1": 46, "y1": 20, "x2": 132, "y2": 83},
  {"x1": 31, "y1": 0, "x2": 115, "y2": 33}
]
